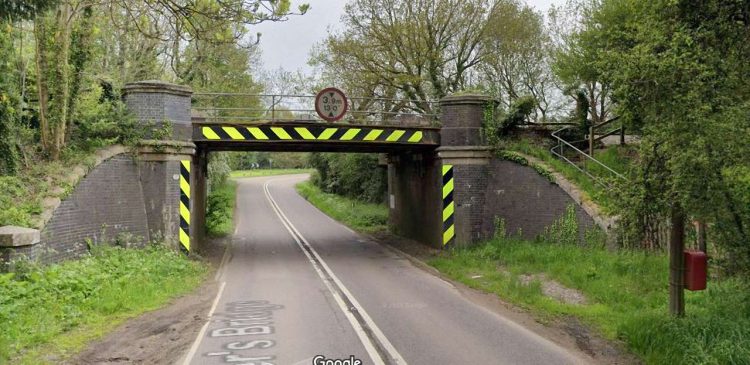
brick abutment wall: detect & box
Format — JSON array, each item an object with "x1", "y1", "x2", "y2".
[
  {"x1": 2, "y1": 153, "x2": 156, "y2": 265},
  {"x1": 481, "y1": 159, "x2": 596, "y2": 240}
]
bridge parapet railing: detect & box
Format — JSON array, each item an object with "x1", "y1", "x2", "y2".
[{"x1": 191, "y1": 93, "x2": 441, "y2": 127}]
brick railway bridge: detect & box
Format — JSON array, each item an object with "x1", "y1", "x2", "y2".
[
  {"x1": 121, "y1": 80, "x2": 589, "y2": 256},
  {"x1": 1, "y1": 79, "x2": 600, "y2": 265}
]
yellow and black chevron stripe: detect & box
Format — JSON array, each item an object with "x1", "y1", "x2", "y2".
[
  {"x1": 201, "y1": 125, "x2": 424, "y2": 143},
  {"x1": 179, "y1": 160, "x2": 190, "y2": 253},
  {"x1": 442, "y1": 164, "x2": 455, "y2": 246}
]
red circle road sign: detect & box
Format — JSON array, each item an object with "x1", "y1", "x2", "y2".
[{"x1": 315, "y1": 87, "x2": 348, "y2": 122}]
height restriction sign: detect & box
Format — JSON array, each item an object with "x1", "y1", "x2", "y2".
[{"x1": 315, "y1": 87, "x2": 348, "y2": 122}]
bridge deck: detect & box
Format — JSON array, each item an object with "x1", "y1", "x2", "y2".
[{"x1": 193, "y1": 121, "x2": 440, "y2": 153}]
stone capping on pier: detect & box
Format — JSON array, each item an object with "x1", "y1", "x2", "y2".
[
  {"x1": 122, "y1": 80, "x2": 193, "y2": 97},
  {"x1": 0, "y1": 226, "x2": 40, "y2": 248}
]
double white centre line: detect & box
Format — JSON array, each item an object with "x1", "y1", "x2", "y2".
[{"x1": 263, "y1": 178, "x2": 407, "y2": 365}]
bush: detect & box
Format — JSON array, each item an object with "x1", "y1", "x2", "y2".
[
  {"x1": 205, "y1": 180, "x2": 235, "y2": 237},
  {"x1": 309, "y1": 153, "x2": 386, "y2": 203},
  {"x1": 71, "y1": 81, "x2": 139, "y2": 149},
  {"x1": 491, "y1": 95, "x2": 537, "y2": 137}
]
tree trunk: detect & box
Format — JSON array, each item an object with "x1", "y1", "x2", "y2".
[
  {"x1": 697, "y1": 221, "x2": 707, "y2": 253},
  {"x1": 34, "y1": 3, "x2": 75, "y2": 160},
  {"x1": 669, "y1": 205, "x2": 686, "y2": 317},
  {"x1": 66, "y1": 5, "x2": 94, "y2": 144},
  {"x1": 34, "y1": 15, "x2": 50, "y2": 155}
]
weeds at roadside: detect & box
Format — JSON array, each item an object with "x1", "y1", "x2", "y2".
[{"x1": 0, "y1": 244, "x2": 208, "y2": 364}]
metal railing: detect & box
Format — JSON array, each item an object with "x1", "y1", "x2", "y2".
[
  {"x1": 191, "y1": 93, "x2": 441, "y2": 127},
  {"x1": 550, "y1": 126, "x2": 626, "y2": 188}
]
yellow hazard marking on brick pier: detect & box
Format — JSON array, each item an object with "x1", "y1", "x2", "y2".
[
  {"x1": 179, "y1": 160, "x2": 191, "y2": 252},
  {"x1": 442, "y1": 164, "x2": 455, "y2": 246}
]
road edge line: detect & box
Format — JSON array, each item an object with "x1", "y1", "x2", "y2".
[{"x1": 180, "y1": 281, "x2": 226, "y2": 365}]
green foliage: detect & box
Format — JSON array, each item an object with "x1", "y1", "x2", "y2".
[
  {"x1": 208, "y1": 152, "x2": 232, "y2": 190},
  {"x1": 206, "y1": 180, "x2": 236, "y2": 238},
  {"x1": 296, "y1": 181, "x2": 388, "y2": 233},
  {"x1": 0, "y1": 0, "x2": 56, "y2": 20},
  {"x1": 430, "y1": 238, "x2": 750, "y2": 364},
  {"x1": 480, "y1": 0, "x2": 555, "y2": 119},
  {"x1": 495, "y1": 95, "x2": 536, "y2": 136},
  {"x1": 228, "y1": 152, "x2": 311, "y2": 171},
  {"x1": 541, "y1": 204, "x2": 579, "y2": 246},
  {"x1": 309, "y1": 153, "x2": 386, "y2": 204},
  {"x1": 0, "y1": 176, "x2": 36, "y2": 227},
  {"x1": 230, "y1": 169, "x2": 313, "y2": 178},
  {"x1": 0, "y1": 22, "x2": 20, "y2": 175},
  {"x1": 314, "y1": 0, "x2": 486, "y2": 107},
  {"x1": 571, "y1": 0, "x2": 750, "y2": 264},
  {"x1": 71, "y1": 82, "x2": 138, "y2": 149},
  {"x1": 0, "y1": 245, "x2": 208, "y2": 363},
  {"x1": 566, "y1": 87, "x2": 590, "y2": 138}
]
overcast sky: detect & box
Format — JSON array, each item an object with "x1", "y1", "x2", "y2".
[{"x1": 251, "y1": 0, "x2": 564, "y2": 74}]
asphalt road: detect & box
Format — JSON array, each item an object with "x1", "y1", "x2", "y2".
[{"x1": 182, "y1": 175, "x2": 592, "y2": 365}]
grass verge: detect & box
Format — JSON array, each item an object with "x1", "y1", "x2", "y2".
[
  {"x1": 295, "y1": 181, "x2": 388, "y2": 233},
  {"x1": 230, "y1": 169, "x2": 313, "y2": 178},
  {"x1": 206, "y1": 180, "x2": 237, "y2": 237},
  {"x1": 430, "y1": 238, "x2": 750, "y2": 364},
  {"x1": 0, "y1": 245, "x2": 209, "y2": 364}
]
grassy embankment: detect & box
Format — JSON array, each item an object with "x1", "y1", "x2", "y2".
[
  {"x1": 0, "y1": 148, "x2": 100, "y2": 228},
  {"x1": 295, "y1": 181, "x2": 388, "y2": 233},
  {"x1": 0, "y1": 245, "x2": 209, "y2": 364},
  {"x1": 298, "y1": 162, "x2": 749, "y2": 364},
  {"x1": 502, "y1": 139, "x2": 634, "y2": 213}
]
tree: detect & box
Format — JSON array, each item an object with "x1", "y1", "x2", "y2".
[
  {"x1": 107, "y1": 0, "x2": 309, "y2": 78},
  {"x1": 583, "y1": 0, "x2": 750, "y2": 276},
  {"x1": 34, "y1": 0, "x2": 95, "y2": 159},
  {"x1": 550, "y1": 0, "x2": 613, "y2": 126},
  {"x1": 480, "y1": 0, "x2": 559, "y2": 121},
  {"x1": 23, "y1": 0, "x2": 307, "y2": 159},
  {"x1": 0, "y1": 0, "x2": 57, "y2": 172},
  {"x1": 0, "y1": 23, "x2": 20, "y2": 174},
  {"x1": 314, "y1": 0, "x2": 488, "y2": 114}
]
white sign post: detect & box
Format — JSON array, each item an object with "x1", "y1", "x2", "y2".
[{"x1": 315, "y1": 87, "x2": 348, "y2": 122}]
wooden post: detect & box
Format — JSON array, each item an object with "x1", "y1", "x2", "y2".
[
  {"x1": 669, "y1": 206, "x2": 686, "y2": 316},
  {"x1": 589, "y1": 126, "x2": 595, "y2": 156},
  {"x1": 698, "y1": 221, "x2": 707, "y2": 253},
  {"x1": 620, "y1": 126, "x2": 625, "y2": 145}
]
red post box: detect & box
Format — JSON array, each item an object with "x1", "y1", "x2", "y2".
[{"x1": 683, "y1": 250, "x2": 707, "y2": 291}]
